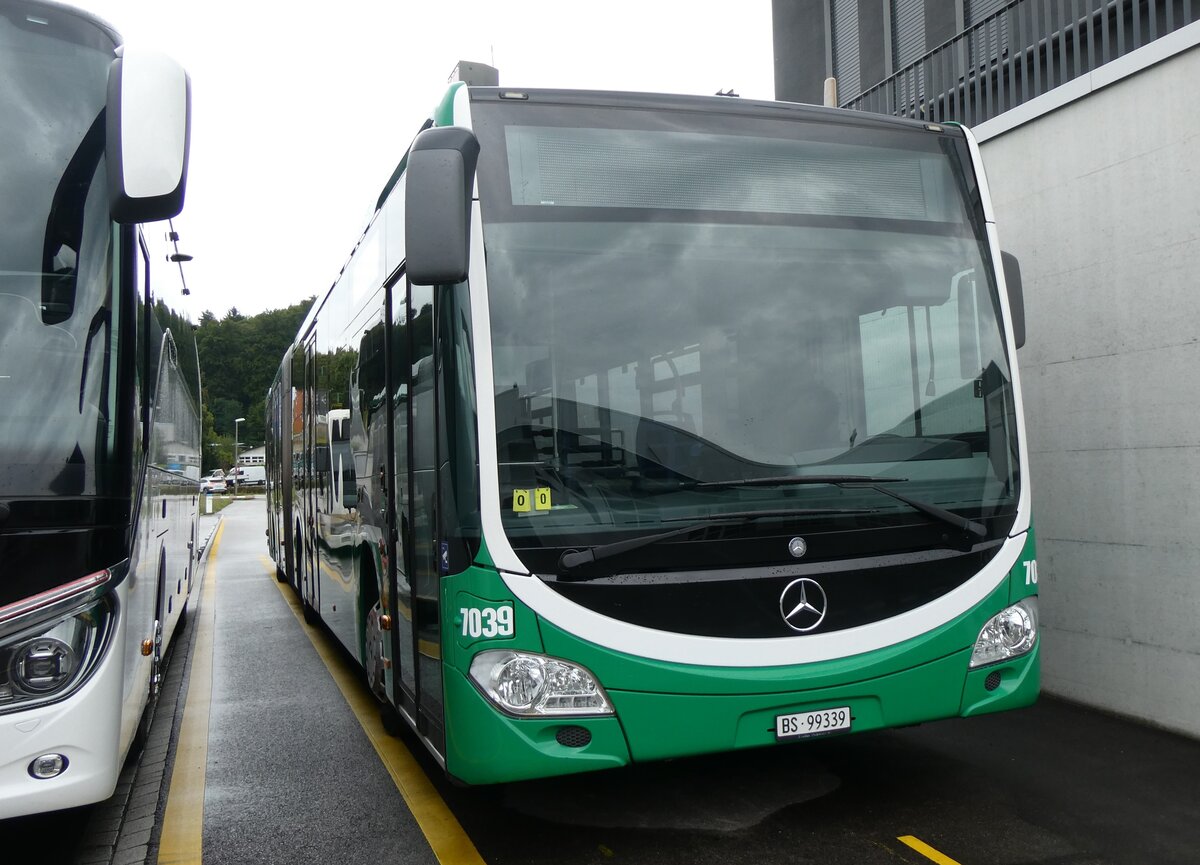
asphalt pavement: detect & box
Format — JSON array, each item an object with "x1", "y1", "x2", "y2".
[{"x1": 5, "y1": 499, "x2": 1198, "y2": 865}]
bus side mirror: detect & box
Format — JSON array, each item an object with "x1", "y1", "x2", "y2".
[
  {"x1": 1001, "y1": 251, "x2": 1026, "y2": 350},
  {"x1": 106, "y1": 47, "x2": 191, "y2": 224},
  {"x1": 405, "y1": 127, "x2": 480, "y2": 286}
]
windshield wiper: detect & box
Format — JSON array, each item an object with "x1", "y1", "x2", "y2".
[
  {"x1": 856, "y1": 484, "x2": 986, "y2": 539},
  {"x1": 694, "y1": 474, "x2": 986, "y2": 540},
  {"x1": 557, "y1": 508, "x2": 871, "y2": 572}
]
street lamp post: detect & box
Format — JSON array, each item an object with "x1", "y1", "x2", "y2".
[{"x1": 233, "y1": 416, "x2": 246, "y2": 497}]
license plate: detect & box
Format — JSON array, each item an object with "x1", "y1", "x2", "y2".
[{"x1": 776, "y1": 706, "x2": 852, "y2": 739}]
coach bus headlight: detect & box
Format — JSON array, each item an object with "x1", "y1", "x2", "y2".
[
  {"x1": 13, "y1": 637, "x2": 77, "y2": 693},
  {"x1": 970, "y1": 597, "x2": 1038, "y2": 668},
  {"x1": 0, "y1": 597, "x2": 114, "y2": 711},
  {"x1": 470, "y1": 650, "x2": 614, "y2": 717}
]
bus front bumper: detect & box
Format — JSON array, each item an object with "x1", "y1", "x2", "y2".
[
  {"x1": 443, "y1": 642, "x2": 1039, "y2": 785},
  {"x1": 0, "y1": 622, "x2": 125, "y2": 819}
]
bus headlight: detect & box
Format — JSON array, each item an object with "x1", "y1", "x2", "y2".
[
  {"x1": 13, "y1": 637, "x2": 77, "y2": 693},
  {"x1": 0, "y1": 597, "x2": 114, "y2": 711},
  {"x1": 470, "y1": 650, "x2": 613, "y2": 717},
  {"x1": 970, "y1": 597, "x2": 1038, "y2": 668}
]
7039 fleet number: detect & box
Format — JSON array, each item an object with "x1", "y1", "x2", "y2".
[{"x1": 460, "y1": 606, "x2": 515, "y2": 639}]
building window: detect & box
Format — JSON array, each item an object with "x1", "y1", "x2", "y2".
[
  {"x1": 892, "y1": 0, "x2": 926, "y2": 71},
  {"x1": 832, "y1": 0, "x2": 861, "y2": 100},
  {"x1": 966, "y1": 0, "x2": 1011, "y2": 69}
]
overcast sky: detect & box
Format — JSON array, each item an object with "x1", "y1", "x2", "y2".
[{"x1": 77, "y1": 1, "x2": 776, "y2": 320}]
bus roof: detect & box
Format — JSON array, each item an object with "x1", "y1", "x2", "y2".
[{"x1": 463, "y1": 86, "x2": 966, "y2": 138}]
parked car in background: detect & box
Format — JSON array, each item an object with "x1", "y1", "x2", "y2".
[{"x1": 201, "y1": 476, "x2": 227, "y2": 494}]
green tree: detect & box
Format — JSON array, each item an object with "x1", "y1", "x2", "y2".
[{"x1": 196, "y1": 297, "x2": 313, "y2": 465}]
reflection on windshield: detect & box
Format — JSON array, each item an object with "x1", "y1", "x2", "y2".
[
  {"x1": 486, "y1": 221, "x2": 1018, "y2": 548},
  {"x1": 0, "y1": 10, "x2": 119, "y2": 497},
  {"x1": 476, "y1": 107, "x2": 1021, "y2": 564},
  {"x1": 0, "y1": 163, "x2": 114, "y2": 497}
]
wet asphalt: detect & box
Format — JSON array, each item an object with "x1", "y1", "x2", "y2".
[{"x1": 6, "y1": 499, "x2": 1199, "y2": 864}]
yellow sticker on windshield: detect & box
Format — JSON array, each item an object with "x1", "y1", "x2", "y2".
[
  {"x1": 535, "y1": 487, "x2": 552, "y2": 510},
  {"x1": 512, "y1": 489, "x2": 531, "y2": 512}
]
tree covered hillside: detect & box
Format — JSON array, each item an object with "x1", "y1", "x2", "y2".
[{"x1": 196, "y1": 299, "x2": 313, "y2": 473}]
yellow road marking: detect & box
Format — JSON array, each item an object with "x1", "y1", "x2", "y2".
[
  {"x1": 158, "y1": 521, "x2": 225, "y2": 865},
  {"x1": 898, "y1": 835, "x2": 964, "y2": 865},
  {"x1": 264, "y1": 556, "x2": 485, "y2": 865}
]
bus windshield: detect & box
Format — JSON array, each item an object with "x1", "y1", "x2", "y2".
[
  {"x1": 0, "y1": 8, "x2": 122, "y2": 499},
  {"x1": 473, "y1": 96, "x2": 1019, "y2": 572}
]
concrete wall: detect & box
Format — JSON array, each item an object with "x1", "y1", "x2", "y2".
[{"x1": 977, "y1": 42, "x2": 1200, "y2": 737}]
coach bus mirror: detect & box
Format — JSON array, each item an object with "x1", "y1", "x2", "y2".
[
  {"x1": 1001, "y1": 251, "x2": 1026, "y2": 349},
  {"x1": 314, "y1": 445, "x2": 330, "y2": 473},
  {"x1": 405, "y1": 127, "x2": 480, "y2": 285},
  {"x1": 106, "y1": 47, "x2": 191, "y2": 224}
]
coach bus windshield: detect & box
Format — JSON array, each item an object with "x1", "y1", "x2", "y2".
[
  {"x1": 0, "y1": 8, "x2": 123, "y2": 499},
  {"x1": 472, "y1": 96, "x2": 1019, "y2": 574}
]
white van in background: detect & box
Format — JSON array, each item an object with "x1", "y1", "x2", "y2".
[{"x1": 229, "y1": 465, "x2": 266, "y2": 487}]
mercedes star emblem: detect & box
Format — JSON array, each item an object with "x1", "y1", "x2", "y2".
[{"x1": 779, "y1": 578, "x2": 828, "y2": 633}]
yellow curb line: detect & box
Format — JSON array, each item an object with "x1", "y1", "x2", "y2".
[
  {"x1": 157, "y1": 520, "x2": 225, "y2": 864},
  {"x1": 264, "y1": 556, "x2": 486, "y2": 865}
]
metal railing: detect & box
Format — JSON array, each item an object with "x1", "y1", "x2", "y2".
[{"x1": 845, "y1": 0, "x2": 1196, "y2": 126}]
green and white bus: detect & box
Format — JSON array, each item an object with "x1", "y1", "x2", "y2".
[{"x1": 266, "y1": 68, "x2": 1038, "y2": 785}]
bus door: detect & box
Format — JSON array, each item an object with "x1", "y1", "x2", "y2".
[
  {"x1": 276, "y1": 347, "x2": 293, "y2": 583},
  {"x1": 390, "y1": 280, "x2": 444, "y2": 746},
  {"x1": 300, "y1": 332, "x2": 319, "y2": 613},
  {"x1": 288, "y1": 347, "x2": 305, "y2": 592},
  {"x1": 351, "y1": 318, "x2": 392, "y2": 701}
]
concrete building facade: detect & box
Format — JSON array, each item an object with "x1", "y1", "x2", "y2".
[{"x1": 774, "y1": 0, "x2": 1200, "y2": 738}]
